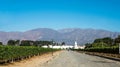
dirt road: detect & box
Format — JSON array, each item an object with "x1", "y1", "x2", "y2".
[{"x1": 41, "y1": 51, "x2": 120, "y2": 67}]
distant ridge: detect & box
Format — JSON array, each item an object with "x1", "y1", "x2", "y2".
[{"x1": 0, "y1": 28, "x2": 120, "y2": 45}]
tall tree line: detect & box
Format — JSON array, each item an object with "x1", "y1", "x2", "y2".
[
  {"x1": 7, "y1": 40, "x2": 54, "y2": 46},
  {"x1": 85, "y1": 35, "x2": 120, "y2": 48},
  {"x1": 6, "y1": 40, "x2": 65, "y2": 47}
]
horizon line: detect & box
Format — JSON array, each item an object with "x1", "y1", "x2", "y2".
[{"x1": 0, "y1": 27, "x2": 119, "y2": 32}]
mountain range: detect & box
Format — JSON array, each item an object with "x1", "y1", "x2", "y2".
[{"x1": 0, "y1": 28, "x2": 120, "y2": 45}]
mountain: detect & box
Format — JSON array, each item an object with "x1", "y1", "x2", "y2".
[{"x1": 0, "y1": 28, "x2": 120, "y2": 45}]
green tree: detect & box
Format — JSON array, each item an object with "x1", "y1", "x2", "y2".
[
  {"x1": 94, "y1": 38, "x2": 102, "y2": 43},
  {"x1": 115, "y1": 35, "x2": 120, "y2": 44},
  {"x1": 15, "y1": 40, "x2": 20, "y2": 46},
  {"x1": 7, "y1": 40, "x2": 16, "y2": 46},
  {"x1": 85, "y1": 43, "x2": 92, "y2": 48},
  {"x1": 0, "y1": 42, "x2": 2, "y2": 45},
  {"x1": 114, "y1": 35, "x2": 120, "y2": 46},
  {"x1": 20, "y1": 40, "x2": 34, "y2": 46},
  {"x1": 93, "y1": 37, "x2": 113, "y2": 46},
  {"x1": 102, "y1": 37, "x2": 113, "y2": 46},
  {"x1": 61, "y1": 42, "x2": 65, "y2": 45},
  {"x1": 92, "y1": 42, "x2": 108, "y2": 47}
]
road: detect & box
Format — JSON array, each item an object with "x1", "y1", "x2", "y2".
[{"x1": 40, "y1": 50, "x2": 120, "y2": 67}]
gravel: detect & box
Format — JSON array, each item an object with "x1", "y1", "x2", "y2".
[{"x1": 41, "y1": 50, "x2": 120, "y2": 67}]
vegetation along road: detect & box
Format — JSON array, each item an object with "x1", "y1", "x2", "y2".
[{"x1": 41, "y1": 50, "x2": 120, "y2": 67}]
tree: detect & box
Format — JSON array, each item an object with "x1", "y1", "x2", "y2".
[
  {"x1": 61, "y1": 42, "x2": 65, "y2": 45},
  {"x1": 102, "y1": 37, "x2": 113, "y2": 46},
  {"x1": 34, "y1": 41, "x2": 40, "y2": 46},
  {"x1": 115, "y1": 35, "x2": 120, "y2": 44},
  {"x1": 20, "y1": 40, "x2": 34, "y2": 46},
  {"x1": 0, "y1": 42, "x2": 2, "y2": 45},
  {"x1": 85, "y1": 43, "x2": 92, "y2": 48},
  {"x1": 94, "y1": 39, "x2": 102, "y2": 43},
  {"x1": 7, "y1": 40, "x2": 16, "y2": 46},
  {"x1": 15, "y1": 40, "x2": 20, "y2": 46},
  {"x1": 33, "y1": 40, "x2": 53, "y2": 47},
  {"x1": 92, "y1": 42, "x2": 108, "y2": 47},
  {"x1": 7, "y1": 40, "x2": 21, "y2": 46},
  {"x1": 93, "y1": 37, "x2": 113, "y2": 46}
]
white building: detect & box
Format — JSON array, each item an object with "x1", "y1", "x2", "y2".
[
  {"x1": 42, "y1": 45, "x2": 73, "y2": 49},
  {"x1": 78, "y1": 45, "x2": 86, "y2": 49},
  {"x1": 73, "y1": 41, "x2": 79, "y2": 49},
  {"x1": 42, "y1": 41, "x2": 85, "y2": 49}
]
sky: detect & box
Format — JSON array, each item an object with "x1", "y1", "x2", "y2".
[{"x1": 0, "y1": 0, "x2": 120, "y2": 32}]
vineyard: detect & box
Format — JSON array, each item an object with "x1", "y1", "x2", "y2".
[
  {"x1": 75, "y1": 46, "x2": 119, "y2": 54},
  {"x1": 0, "y1": 46, "x2": 59, "y2": 64}
]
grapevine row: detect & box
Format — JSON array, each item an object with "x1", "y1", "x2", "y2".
[{"x1": 0, "y1": 46, "x2": 58, "y2": 63}]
